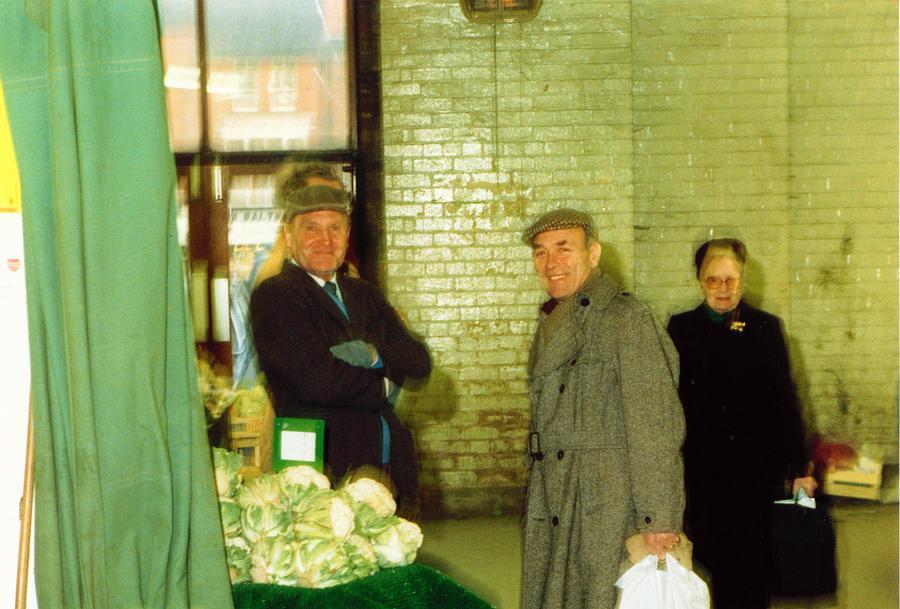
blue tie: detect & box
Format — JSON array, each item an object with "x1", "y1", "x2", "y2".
[{"x1": 323, "y1": 281, "x2": 349, "y2": 320}]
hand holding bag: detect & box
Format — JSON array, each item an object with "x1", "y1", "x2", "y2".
[{"x1": 615, "y1": 554, "x2": 710, "y2": 609}]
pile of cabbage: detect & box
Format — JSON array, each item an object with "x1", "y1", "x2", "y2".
[{"x1": 213, "y1": 448, "x2": 423, "y2": 588}]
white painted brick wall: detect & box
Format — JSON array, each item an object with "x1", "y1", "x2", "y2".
[
  {"x1": 788, "y1": 0, "x2": 898, "y2": 455},
  {"x1": 381, "y1": 0, "x2": 898, "y2": 514}
]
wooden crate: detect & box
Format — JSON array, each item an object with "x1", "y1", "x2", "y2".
[
  {"x1": 227, "y1": 401, "x2": 274, "y2": 479},
  {"x1": 824, "y1": 464, "x2": 883, "y2": 500}
]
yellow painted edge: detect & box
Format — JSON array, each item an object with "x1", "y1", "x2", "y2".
[{"x1": 0, "y1": 75, "x2": 23, "y2": 213}]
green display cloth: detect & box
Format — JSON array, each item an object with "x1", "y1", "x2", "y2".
[
  {"x1": 0, "y1": 2, "x2": 233, "y2": 608},
  {"x1": 233, "y1": 564, "x2": 495, "y2": 609}
]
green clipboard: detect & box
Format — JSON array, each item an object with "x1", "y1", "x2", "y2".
[{"x1": 272, "y1": 417, "x2": 325, "y2": 473}]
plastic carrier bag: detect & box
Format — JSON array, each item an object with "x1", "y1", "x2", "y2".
[{"x1": 615, "y1": 553, "x2": 710, "y2": 609}]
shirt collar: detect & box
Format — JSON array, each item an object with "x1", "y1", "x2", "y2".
[{"x1": 288, "y1": 258, "x2": 340, "y2": 296}]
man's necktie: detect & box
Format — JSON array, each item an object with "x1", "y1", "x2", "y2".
[{"x1": 323, "y1": 281, "x2": 349, "y2": 319}]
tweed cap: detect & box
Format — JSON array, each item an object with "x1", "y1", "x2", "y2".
[
  {"x1": 283, "y1": 185, "x2": 352, "y2": 222},
  {"x1": 521, "y1": 208, "x2": 597, "y2": 245}
]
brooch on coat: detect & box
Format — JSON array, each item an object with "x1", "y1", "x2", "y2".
[{"x1": 730, "y1": 320, "x2": 746, "y2": 332}]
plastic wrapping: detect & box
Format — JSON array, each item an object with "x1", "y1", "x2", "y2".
[{"x1": 616, "y1": 553, "x2": 710, "y2": 609}]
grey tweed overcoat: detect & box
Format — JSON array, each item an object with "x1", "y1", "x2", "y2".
[{"x1": 522, "y1": 272, "x2": 685, "y2": 609}]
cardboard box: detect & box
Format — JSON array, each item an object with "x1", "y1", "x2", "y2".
[
  {"x1": 227, "y1": 401, "x2": 274, "y2": 479},
  {"x1": 824, "y1": 464, "x2": 883, "y2": 500}
]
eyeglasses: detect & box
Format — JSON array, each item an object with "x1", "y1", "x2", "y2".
[{"x1": 704, "y1": 277, "x2": 740, "y2": 290}]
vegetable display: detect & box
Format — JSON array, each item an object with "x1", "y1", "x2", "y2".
[{"x1": 213, "y1": 448, "x2": 423, "y2": 588}]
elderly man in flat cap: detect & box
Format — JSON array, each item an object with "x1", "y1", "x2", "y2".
[
  {"x1": 251, "y1": 184, "x2": 431, "y2": 508},
  {"x1": 520, "y1": 208, "x2": 686, "y2": 609}
]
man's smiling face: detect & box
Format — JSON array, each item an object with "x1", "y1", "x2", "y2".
[{"x1": 532, "y1": 227, "x2": 601, "y2": 300}]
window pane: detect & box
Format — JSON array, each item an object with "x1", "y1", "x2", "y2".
[
  {"x1": 159, "y1": 0, "x2": 202, "y2": 152},
  {"x1": 205, "y1": 0, "x2": 350, "y2": 152},
  {"x1": 176, "y1": 174, "x2": 191, "y2": 255},
  {"x1": 228, "y1": 174, "x2": 279, "y2": 255},
  {"x1": 227, "y1": 172, "x2": 277, "y2": 387}
]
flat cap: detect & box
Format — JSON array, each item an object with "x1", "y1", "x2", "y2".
[
  {"x1": 283, "y1": 185, "x2": 352, "y2": 222},
  {"x1": 521, "y1": 208, "x2": 597, "y2": 245}
]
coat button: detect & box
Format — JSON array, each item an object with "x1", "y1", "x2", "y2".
[
  {"x1": 644, "y1": 516, "x2": 652, "y2": 524},
  {"x1": 557, "y1": 450, "x2": 564, "y2": 460},
  {"x1": 580, "y1": 298, "x2": 590, "y2": 306},
  {"x1": 570, "y1": 358, "x2": 577, "y2": 366},
  {"x1": 552, "y1": 516, "x2": 559, "y2": 526},
  {"x1": 559, "y1": 384, "x2": 565, "y2": 393}
]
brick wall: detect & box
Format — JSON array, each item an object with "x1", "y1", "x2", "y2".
[
  {"x1": 787, "y1": 0, "x2": 898, "y2": 456},
  {"x1": 380, "y1": 0, "x2": 898, "y2": 516},
  {"x1": 632, "y1": 2, "x2": 792, "y2": 319}
]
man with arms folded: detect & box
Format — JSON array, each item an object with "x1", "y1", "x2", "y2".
[
  {"x1": 520, "y1": 208, "x2": 685, "y2": 609},
  {"x1": 251, "y1": 184, "x2": 430, "y2": 508}
]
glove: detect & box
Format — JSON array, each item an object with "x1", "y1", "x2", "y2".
[{"x1": 330, "y1": 340, "x2": 376, "y2": 368}]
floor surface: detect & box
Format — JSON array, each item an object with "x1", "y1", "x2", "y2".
[{"x1": 418, "y1": 501, "x2": 898, "y2": 609}]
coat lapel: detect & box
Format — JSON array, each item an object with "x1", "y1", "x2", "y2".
[
  {"x1": 531, "y1": 308, "x2": 583, "y2": 377},
  {"x1": 530, "y1": 272, "x2": 622, "y2": 378},
  {"x1": 335, "y1": 274, "x2": 363, "y2": 331},
  {"x1": 283, "y1": 263, "x2": 351, "y2": 328}
]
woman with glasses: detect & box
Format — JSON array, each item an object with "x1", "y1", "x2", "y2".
[{"x1": 667, "y1": 238, "x2": 817, "y2": 609}]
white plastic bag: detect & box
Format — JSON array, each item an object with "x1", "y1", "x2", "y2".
[{"x1": 615, "y1": 553, "x2": 710, "y2": 609}]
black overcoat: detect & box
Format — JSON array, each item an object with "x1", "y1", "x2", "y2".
[
  {"x1": 250, "y1": 262, "x2": 431, "y2": 502},
  {"x1": 667, "y1": 302, "x2": 807, "y2": 608}
]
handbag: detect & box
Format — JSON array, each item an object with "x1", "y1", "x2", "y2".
[
  {"x1": 769, "y1": 492, "x2": 837, "y2": 596},
  {"x1": 615, "y1": 554, "x2": 710, "y2": 609}
]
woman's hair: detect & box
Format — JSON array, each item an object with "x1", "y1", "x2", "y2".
[{"x1": 693, "y1": 238, "x2": 747, "y2": 278}]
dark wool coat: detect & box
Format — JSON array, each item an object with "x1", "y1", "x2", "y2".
[
  {"x1": 250, "y1": 262, "x2": 431, "y2": 502},
  {"x1": 522, "y1": 273, "x2": 685, "y2": 609},
  {"x1": 667, "y1": 302, "x2": 807, "y2": 609}
]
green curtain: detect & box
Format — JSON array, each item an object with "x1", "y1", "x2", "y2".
[{"x1": 1, "y1": 2, "x2": 234, "y2": 608}]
